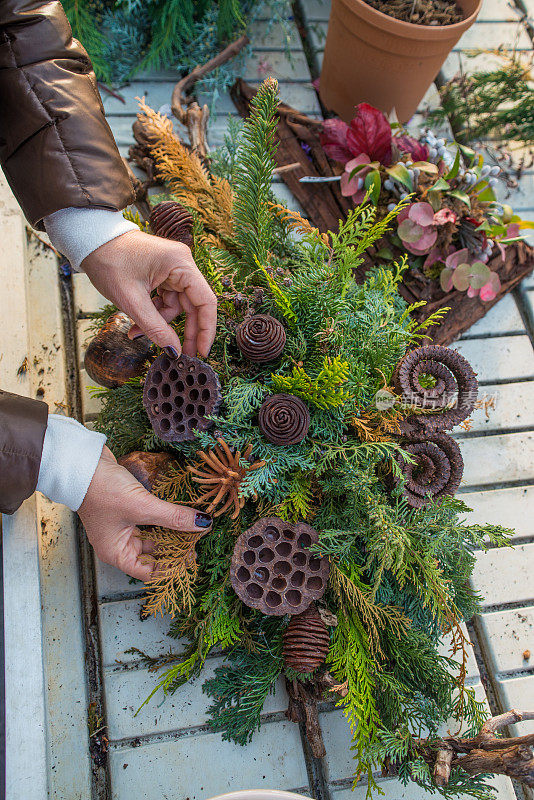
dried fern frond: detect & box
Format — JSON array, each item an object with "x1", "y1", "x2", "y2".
[
  {"x1": 271, "y1": 203, "x2": 330, "y2": 247},
  {"x1": 142, "y1": 526, "x2": 207, "y2": 618},
  {"x1": 136, "y1": 99, "x2": 235, "y2": 249}
]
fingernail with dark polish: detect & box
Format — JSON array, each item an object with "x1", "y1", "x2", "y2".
[
  {"x1": 132, "y1": 333, "x2": 145, "y2": 340},
  {"x1": 195, "y1": 512, "x2": 212, "y2": 528},
  {"x1": 165, "y1": 346, "x2": 180, "y2": 359}
]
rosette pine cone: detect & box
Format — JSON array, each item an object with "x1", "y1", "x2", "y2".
[
  {"x1": 230, "y1": 517, "x2": 329, "y2": 616},
  {"x1": 143, "y1": 352, "x2": 221, "y2": 442},
  {"x1": 236, "y1": 314, "x2": 286, "y2": 363},
  {"x1": 258, "y1": 394, "x2": 310, "y2": 445},
  {"x1": 283, "y1": 603, "x2": 330, "y2": 673},
  {"x1": 149, "y1": 201, "x2": 194, "y2": 248},
  {"x1": 393, "y1": 345, "x2": 478, "y2": 437},
  {"x1": 394, "y1": 432, "x2": 464, "y2": 508}
]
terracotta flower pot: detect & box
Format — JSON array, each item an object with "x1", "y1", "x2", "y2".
[{"x1": 319, "y1": 0, "x2": 481, "y2": 123}]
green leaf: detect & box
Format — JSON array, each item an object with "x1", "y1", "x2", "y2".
[
  {"x1": 364, "y1": 170, "x2": 381, "y2": 205},
  {"x1": 412, "y1": 161, "x2": 438, "y2": 175},
  {"x1": 469, "y1": 262, "x2": 491, "y2": 289},
  {"x1": 430, "y1": 177, "x2": 450, "y2": 192},
  {"x1": 386, "y1": 163, "x2": 413, "y2": 191},
  {"x1": 458, "y1": 143, "x2": 476, "y2": 165},
  {"x1": 452, "y1": 263, "x2": 472, "y2": 291},
  {"x1": 427, "y1": 190, "x2": 442, "y2": 212},
  {"x1": 348, "y1": 161, "x2": 379, "y2": 181},
  {"x1": 449, "y1": 189, "x2": 471, "y2": 209},
  {"x1": 377, "y1": 247, "x2": 394, "y2": 260},
  {"x1": 445, "y1": 148, "x2": 461, "y2": 180},
  {"x1": 477, "y1": 185, "x2": 496, "y2": 202}
]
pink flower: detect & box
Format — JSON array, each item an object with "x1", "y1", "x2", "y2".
[
  {"x1": 340, "y1": 154, "x2": 374, "y2": 204},
  {"x1": 433, "y1": 208, "x2": 457, "y2": 226},
  {"x1": 397, "y1": 203, "x2": 437, "y2": 255}
]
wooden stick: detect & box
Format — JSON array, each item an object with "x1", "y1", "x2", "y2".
[{"x1": 171, "y1": 34, "x2": 249, "y2": 159}]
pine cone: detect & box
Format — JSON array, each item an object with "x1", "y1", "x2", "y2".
[
  {"x1": 149, "y1": 201, "x2": 194, "y2": 248},
  {"x1": 393, "y1": 432, "x2": 463, "y2": 508},
  {"x1": 283, "y1": 603, "x2": 330, "y2": 673},
  {"x1": 236, "y1": 314, "x2": 286, "y2": 363},
  {"x1": 393, "y1": 344, "x2": 478, "y2": 436},
  {"x1": 258, "y1": 394, "x2": 310, "y2": 445}
]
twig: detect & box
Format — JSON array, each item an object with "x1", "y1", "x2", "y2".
[
  {"x1": 171, "y1": 34, "x2": 249, "y2": 158},
  {"x1": 417, "y1": 709, "x2": 534, "y2": 789}
]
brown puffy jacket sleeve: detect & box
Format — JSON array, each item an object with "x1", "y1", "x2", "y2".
[
  {"x1": 0, "y1": 0, "x2": 136, "y2": 228},
  {"x1": 0, "y1": 391, "x2": 48, "y2": 514}
]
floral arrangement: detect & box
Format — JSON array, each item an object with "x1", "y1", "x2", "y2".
[
  {"x1": 320, "y1": 103, "x2": 533, "y2": 302},
  {"x1": 88, "y1": 82, "x2": 526, "y2": 798}
]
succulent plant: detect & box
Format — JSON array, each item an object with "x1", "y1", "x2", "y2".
[
  {"x1": 396, "y1": 202, "x2": 438, "y2": 255},
  {"x1": 440, "y1": 250, "x2": 501, "y2": 301}
]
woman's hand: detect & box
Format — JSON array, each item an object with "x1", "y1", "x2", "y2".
[
  {"x1": 77, "y1": 446, "x2": 212, "y2": 581},
  {"x1": 82, "y1": 230, "x2": 217, "y2": 358}
]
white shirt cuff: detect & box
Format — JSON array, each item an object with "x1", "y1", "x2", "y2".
[
  {"x1": 43, "y1": 207, "x2": 138, "y2": 271},
  {"x1": 36, "y1": 415, "x2": 107, "y2": 511}
]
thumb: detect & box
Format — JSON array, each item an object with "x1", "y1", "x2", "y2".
[
  {"x1": 125, "y1": 289, "x2": 182, "y2": 352},
  {"x1": 135, "y1": 493, "x2": 213, "y2": 532}
]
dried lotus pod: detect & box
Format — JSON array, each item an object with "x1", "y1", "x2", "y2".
[
  {"x1": 258, "y1": 394, "x2": 310, "y2": 445},
  {"x1": 84, "y1": 312, "x2": 152, "y2": 388},
  {"x1": 236, "y1": 314, "x2": 286, "y2": 363},
  {"x1": 230, "y1": 517, "x2": 329, "y2": 616},
  {"x1": 393, "y1": 344, "x2": 478, "y2": 436},
  {"x1": 149, "y1": 201, "x2": 193, "y2": 248},
  {"x1": 283, "y1": 603, "x2": 330, "y2": 673},
  {"x1": 117, "y1": 451, "x2": 177, "y2": 492},
  {"x1": 143, "y1": 353, "x2": 221, "y2": 442},
  {"x1": 393, "y1": 432, "x2": 463, "y2": 508}
]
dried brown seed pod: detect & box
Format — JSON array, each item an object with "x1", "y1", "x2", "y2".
[
  {"x1": 149, "y1": 201, "x2": 194, "y2": 248},
  {"x1": 258, "y1": 394, "x2": 310, "y2": 446},
  {"x1": 230, "y1": 517, "x2": 329, "y2": 616},
  {"x1": 143, "y1": 353, "x2": 221, "y2": 442},
  {"x1": 117, "y1": 451, "x2": 177, "y2": 492},
  {"x1": 394, "y1": 432, "x2": 464, "y2": 508},
  {"x1": 393, "y1": 345, "x2": 478, "y2": 436},
  {"x1": 235, "y1": 314, "x2": 286, "y2": 363},
  {"x1": 283, "y1": 603, "x2": 330, "y2": 673},
  {"x1": 84, "y1": 312, "x2": 152, "y2": 388}
]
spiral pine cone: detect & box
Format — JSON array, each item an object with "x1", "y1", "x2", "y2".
[
  {"x1": 258, "y1": 394, "x2": 310, "y2": 445},
  {"x1": 283, "y1": 603, "x2": 330, "y2": 673},
  {"x1": 393, "y1": 345, "x2": 478, "y2": 436},
  {"x1": 149, "y1": 201, "x2": 194, "y2": 248},
  {"x1": 394, "y1": 432, "x2": 464, "y2": 508},
  {"x1": 236, "y1": 314, "x2": 286, "y2": 363}
]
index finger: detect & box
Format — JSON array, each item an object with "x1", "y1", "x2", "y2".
[{"x1": 163, "y1": 270, "x2": 217, "y2": 358}]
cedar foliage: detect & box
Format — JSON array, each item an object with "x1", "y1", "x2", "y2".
[
  {"x1": 64, "y1": 0, "x2": 290, "y2": 91},
  {"x1": 94, "y1": 79, "x2": 514, "y2": 798}
]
